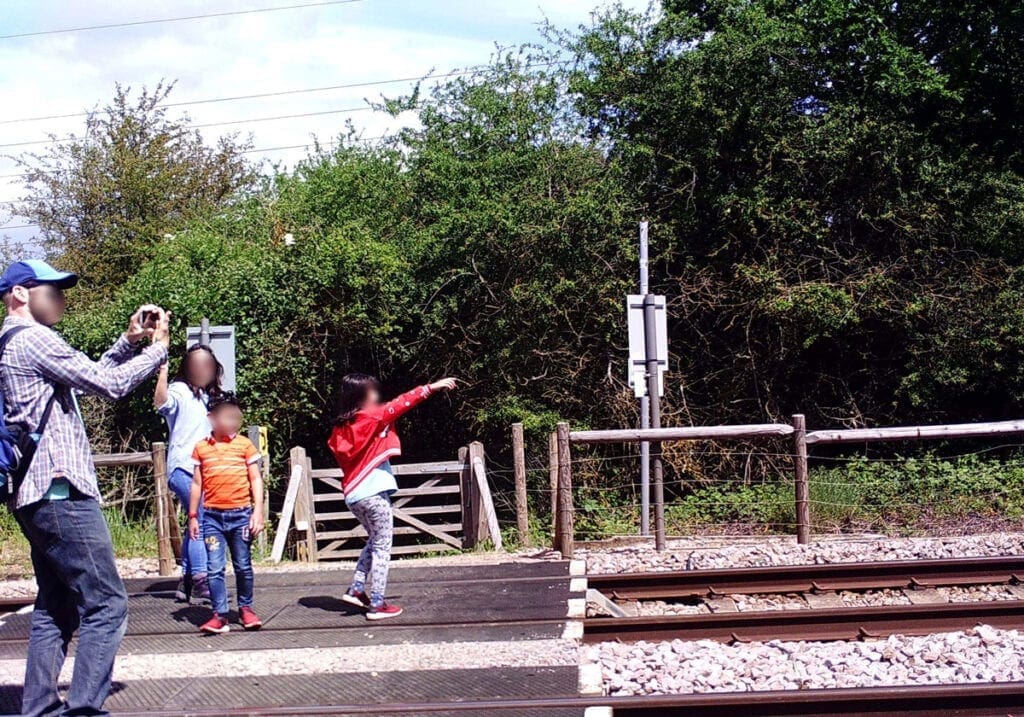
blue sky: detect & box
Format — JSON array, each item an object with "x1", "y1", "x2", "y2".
[{"x1": 0, "y1": 0, "x2": 651, "y2": 252}]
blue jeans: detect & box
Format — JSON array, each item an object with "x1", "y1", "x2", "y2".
[
  {"x1": 14, "y1": 492, "x2": 129, "y2": 717},
  {"x1": 167, "y1": 468, "x2": 206, "y2": 575},
  {"x1": 203, "y1": 506, "x2": 254, "y2": 615}
]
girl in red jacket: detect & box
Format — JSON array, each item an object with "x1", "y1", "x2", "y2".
[{"x1": 327, "y1": 373, "x2": 457, "y2": 619}]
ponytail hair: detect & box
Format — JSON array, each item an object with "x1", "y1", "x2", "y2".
[{"x1": 333, "y1": 373, "x2": 381, "y2": 426}]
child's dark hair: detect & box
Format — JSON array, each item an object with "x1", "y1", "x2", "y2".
[
  {"x1": 333, "y1": 373, "x2": 380, "y2": 425},
  {"x1": 208, "y1": 391, "x2": 242, "y2": 413},
  {"x1": 174, "y1": 344, "x2": 225, "y2": 400}
]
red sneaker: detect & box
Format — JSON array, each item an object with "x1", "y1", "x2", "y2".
[
  {"x1": 366, "y1": 603, "x2": 403, "y2": 621},
  {"x1": 200, "y1": 614, "x2": 229, "y2": 634},
  {"x1": 341, "y1": 589, "x2": 370, "y2": 609},
  {"x1": 239, "y1": 606, "x2": 263, "y2": 630}
]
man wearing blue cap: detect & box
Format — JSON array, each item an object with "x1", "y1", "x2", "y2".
[{"x1": 0, "y1": 259, "x2": 170, "y2": 717}]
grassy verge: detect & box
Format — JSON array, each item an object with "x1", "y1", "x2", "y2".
[
  {"x1": 1, "y1": 508, "x2": 158, "y2": 579},
  {"x1": 567, "y1": 452, "x2": 1024, "y2": 540}
]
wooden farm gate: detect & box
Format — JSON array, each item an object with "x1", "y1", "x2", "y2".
[{"x1": 278, "y1": 441, "x2": 502, "y2": 562}]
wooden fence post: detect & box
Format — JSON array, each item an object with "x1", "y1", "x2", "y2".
[
  {"x1": 304, "y1": 456, "x2": 318, "y2": 562},
  {"x1": 549, "y1": 431, "x2": 558, "y2": 548},
  {"x1": 792, "y1": 414, "x2": 810, "y2": 545},
  {"x1": 468, "y1": 442, "x2": 490, "y2": 543},
  {"x1": 248, "y1": 425, "x2": 271, "y2": 555},
  {"x1": 471, "y1": 446, "x2": 503, "y2": 550},
  {"x1": 555, "y1": 422, "x2": 574, "y2": 558},
  {"x1": 459, "y1": 445, "x2": 478, "y2": 549},
  {"x1": 512, "y1": 423, "x2": 530, "y2": 547},
  {"x1": 151, "y1": 442, "x2": 174, "y2": 577},
  {"x1": 288, "y1": 444, "x2": 315, "y2": 561},
  {"x1": 165, "y1": 490, "x2": 182, "y2": 562}
]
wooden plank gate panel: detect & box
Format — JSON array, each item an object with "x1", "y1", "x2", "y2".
[{"x1": 310, "y1": 457, "x2": 469, "y2": 560}]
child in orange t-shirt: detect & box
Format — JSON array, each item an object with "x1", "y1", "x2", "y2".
[{"x1": 187, "y1": 392, "x2": 264, "y2": 634}]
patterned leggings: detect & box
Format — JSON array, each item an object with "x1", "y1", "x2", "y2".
[{"x1": 348, "y1": 492, "x2": 394, "y2": 607}]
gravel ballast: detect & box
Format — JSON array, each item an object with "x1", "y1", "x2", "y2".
[
  {"x1": 626, "y1": 584, "x2": 1023, "y2": 616},
  {"x1": 581, "y1": 533, "x2": 1024, "y2": 574},
  {"x1": 586, "y1": 625, "x2": 1024, "y2": 695}
]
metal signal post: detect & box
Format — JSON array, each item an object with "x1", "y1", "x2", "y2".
[{"x1": 638, "y1": 221, "x2": 651, "y2": 536}]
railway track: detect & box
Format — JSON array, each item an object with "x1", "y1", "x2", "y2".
[
  {"x1": 584, "y1": 597, "x2": 1024, "y2": 642},
  {"x1": 584, "y1": 555, "x2": 1024, "y2": 642},
  {"x1": 4, "y1": 558, "x2": 1023, "y2": 714},
  {"x1": 588, "y1": 555, "x2": 1024, "y2": 600},
  {"x1": 127, "y1": 682, "x2": 1024, "y2": 716},
  {"x1": 0, "y1": 597, "x2": 32, "y2": 614}
]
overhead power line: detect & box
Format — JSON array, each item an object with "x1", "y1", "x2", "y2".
[
  {"x1": 0, "y1": 0, "x2": 364, "y2": 41},
  {"x1": 0, "y1": 61, "x2": 563, "y2": 126},
  {"x1": 0, "y1": 104, "x2": 383, "y2": 149},
  {"x1": 0, "y1": 134, "x2": 387, "y2": 199}
]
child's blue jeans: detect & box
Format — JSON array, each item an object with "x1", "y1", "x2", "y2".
[{"x1": 203, "y1": 506, "x2": 254, "y2": 615}]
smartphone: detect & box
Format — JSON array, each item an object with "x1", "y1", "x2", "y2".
[
  {"x1": 140, "y1": 310, "x2": 157, "y2": 327},
  {"x1": 242, "y1": 526, "x2": 251, "y2": 543}
]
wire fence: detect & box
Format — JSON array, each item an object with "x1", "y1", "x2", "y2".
[{"x1": 488, "y1": 426, "x2": 1024, "y2": 550}]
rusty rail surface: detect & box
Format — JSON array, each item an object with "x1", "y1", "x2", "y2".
[
  {"x1": 584, "y1": 599, "x2": 1024, "y2": 643},
  {"x1": 589, "y1": 555, "x2": 1024, "y2": 600},
  {"x1": 0, "y1": 597, "x2": 32, "y2": 613},
  {"x1": 131, "y1": 682, "x2": 1024, "y2": 716}
]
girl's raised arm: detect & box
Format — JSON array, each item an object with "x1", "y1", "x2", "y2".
[
  {"x1": 378, "y1": 378, "x2": 458, "y2": 423},
  {"x1": 154, "y1": 363, "x2": 171, "y2": 411}
]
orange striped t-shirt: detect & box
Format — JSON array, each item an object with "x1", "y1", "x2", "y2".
[{"x1": 191, "y1": 433, "x2": 261, "y2": 509}]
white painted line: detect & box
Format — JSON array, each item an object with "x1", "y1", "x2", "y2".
[
  {"x1": 561, "y1": 620, "x2": 584, "y2": 641},
  {"x1": 566, "y1": 597, "x2": 587, "y2": 618},
  {"x1": 16, "y1": 605, "x2": 33, "y2": 615},
  {"x1": 584, "y1": 708, "x2": 613, "y2": 717},
  {"x1": 578, "y1": 662, "x2": 604, "y2": 696},
  {"x1": 569, "y1": 577, "x2": 588, "y2": 593},
  {"x1": 569, "y1": 559, "x2": 586, "y2": 576}
]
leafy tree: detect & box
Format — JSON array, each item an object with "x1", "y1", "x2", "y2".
[
  {"x1": 60, "y1": 145, "x2": 416, "y2": 468},
  {"x1": 563, "y1": 0, "x2": 1024, "y2": 432},
  {"x1": 14, "y1": 82, "x2": 257, "y2": 304},
  {"x1": 394, "y1": 54, "x2": 639, "y2": 444},
  {"x1": 26, "y1": 2, "x2": 1024, "y2": 503}
]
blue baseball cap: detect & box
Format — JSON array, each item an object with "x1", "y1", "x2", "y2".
[{"x1": 0, "y1": 260, "x2": 79, "y2": 294}]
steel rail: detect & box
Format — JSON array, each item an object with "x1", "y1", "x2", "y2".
[
  {"x1": 584, "y1": 599, "x2": 1024, "y2": 643},
  {"x1": 589, "y1": 556, "x2": 1024, "y2": 600},
  {"x1": 0, "y1": 597, "x2": 33, "y2": 612},
  {"x1": 125, "y1": 681, "x2": 1024, "y2": 716}
]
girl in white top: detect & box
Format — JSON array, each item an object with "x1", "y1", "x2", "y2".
[{"x1": 154, "y1": 344, "x2": 223, "y2": 602}]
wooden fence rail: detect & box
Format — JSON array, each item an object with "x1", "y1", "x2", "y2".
[
  {"x1": 568, "y1": 424, "x2": 794, "y2": 444},
  {"x1": 805, "y1": 419, "x2": 1024, "y2": 445},
  {"x1": 94, "y1": 444, "x2": 181, "y2": 577},
  {"x1": 551, "y1": 415, "x2": 1024, "y2": 556}
]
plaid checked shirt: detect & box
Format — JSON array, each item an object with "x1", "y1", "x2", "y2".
[{"x1": 0, "y1": 315, "x2": 167, "y2": 509}]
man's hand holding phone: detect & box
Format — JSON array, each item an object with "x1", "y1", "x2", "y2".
[{"x1": 127, "y1": 305, "x2": 171, "y2": 348}]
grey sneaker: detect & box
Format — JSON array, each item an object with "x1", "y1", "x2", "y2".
[
  {"x1": 174, "y1": 574, "x2": 191, "y2": 603},
  {"x1": 192, "y1": 573, "x2": 211, "y2": 603}
]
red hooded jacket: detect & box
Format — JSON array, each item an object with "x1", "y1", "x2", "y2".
[{"x1": 327, "y1": 384, "x2": 433, "y2": 497}]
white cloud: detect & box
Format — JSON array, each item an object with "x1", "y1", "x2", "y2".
[{"x1": 0, "y1": 0, "x2": 651, "y2": 250}]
